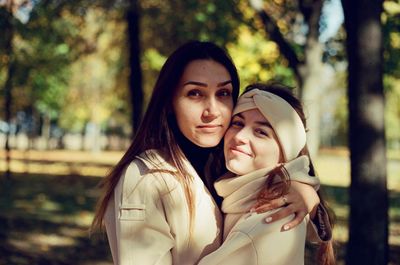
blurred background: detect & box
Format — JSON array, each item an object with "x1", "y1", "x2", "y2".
[{"x1": 0, "y1": 0, "x2": 399, "y2": 264}]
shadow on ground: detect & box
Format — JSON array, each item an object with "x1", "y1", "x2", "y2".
[
  {"x1": 0, "y1": 172, "x2": 112, "y2": 265},
  {"x1": 0, "y1": 172, "x2": 399, "y2": 265}
]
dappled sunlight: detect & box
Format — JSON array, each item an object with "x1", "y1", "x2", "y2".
[
  {"x1": 316, "y1": 148, "x2": 400, "y2": 191},
  {"x1": 9, "y1": 232, "x2": 77, "y2": 251},
  {"x1": 1, "y1": 149, "x2": 399, "y2": 264},
  {"x1": 12, "y1": 196, "x2": 66, "y2": 221},
  {"x1": 0, "y1": 150, "x2": 122, "y2": 177},
  {"x1": 390, "y1": 222, "x2": 400, "y2": 246},
  {"x1": 322, "y1": 183, "x2": 400, "y2": 250},
  {"x1": 0, "y1": 171, "x2": 112, "y2": 264},
  {"x1": 315, "y1": 153, "x2": 350, "y2": 187}
]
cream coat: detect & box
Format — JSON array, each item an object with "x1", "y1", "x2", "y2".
[
  {"x1": 198, "y1": 156, "x2": 321, "y2": 265},
  {"x1": 104, "y1": 149, "x2": 223, "y2": 265},
  {"x1": 104, "y1": 151, "x2": 331, "y2": 265}
]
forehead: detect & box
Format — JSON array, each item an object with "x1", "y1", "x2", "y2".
[
  {"x1": 179, "y1": 59, "x2": 231, "y2": 84},
  {"x1": 236, "y1": 109, "x2": 269, "y2": 123}
]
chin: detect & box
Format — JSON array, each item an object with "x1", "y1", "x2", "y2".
[
  {"x1": 226, "y1": 161, "x2": 248, "y2": 175},
  {"x1": 194, "y1": 136, "x2": 223, "y2": 148},
  {"x1": 194, "y1": 139, "x2": 221, "y2": 148}
]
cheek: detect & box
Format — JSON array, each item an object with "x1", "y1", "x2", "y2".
[
  {"x1": 255, "y1": 141, "x2": 281, "y2": 167},
  {"x1": 268, "y1": 142, "x2": 281, "y2": 162},
  {"x1": 174, "y1": 101, "x2": 199, "y2": 123},
  {"x1": 223, "y1": 128, "x2": 234, "y2": 148},
  {"x1": 221, "y1": 102, "x2": 233, "y2": 125}
]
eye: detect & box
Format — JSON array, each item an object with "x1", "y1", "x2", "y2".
[
  {"x1": 255, "y1": 128, "x2": 269, "y2": 137},
  {"x1": 187, "y1": 89, "x2": 202, "y2": 98},
  {"x1": 217, "y1": 88, "x2": 232, "y2": 97},
  {"x1": 230, "y1": 119, "x2": 244, "y2": 128}
]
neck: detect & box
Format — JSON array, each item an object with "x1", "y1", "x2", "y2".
[
  {"x1": 176, "y1": 131, "x2": 213, "y2": 177},
  {"x1": 170, "y1": 118, "x2": 223, "y2": 206}
]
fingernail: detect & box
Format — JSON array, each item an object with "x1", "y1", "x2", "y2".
[
  {"x1": 265, "y1": 217, "x2": 272, "y2": 223},
  {"x1": 283, "y1": 225, "x2": 290, "y2": 231},
  {"x1": 250, "y1": 207, "x2": 256, "y2": 213}
]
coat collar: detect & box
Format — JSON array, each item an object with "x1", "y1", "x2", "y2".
[
  {"x1": 215, "y1": 156, "x2": 313, "y2": 214},
  {"x1": 136, "y1": 149, "x2": 200, "y2": 182},
  {"x1": 135, "y1": 149, "x2": 178, "y2": 172}
]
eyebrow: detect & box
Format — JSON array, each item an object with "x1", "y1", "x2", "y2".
[
  {"x1": 235, "y1": 113, "x2": 272, "y2": 128},
  {"x1": 182, "y1": 80, "x2": 232, "y2": 87},
  {"x1": 255, "y1": 121, "x2": 272, "y2": 128}
]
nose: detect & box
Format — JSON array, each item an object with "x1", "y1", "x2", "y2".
[
  {"x1": 202, "y1": 97, "x2": 221, "y2": 121},
  {"x1": 232, "y1": 127, "x2": 249, "y2": 144}
]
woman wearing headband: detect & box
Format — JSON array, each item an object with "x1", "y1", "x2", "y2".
[
  {"x1": 91, "y1": 41, "x2": 332, "y2": 265},
  {"x1": 199, "y1": 82, "x2": 334, "y2": 265}
]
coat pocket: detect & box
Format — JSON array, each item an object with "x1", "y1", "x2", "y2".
[{"x1": 119, "y1": 204, "x2": 145, "y2": 221}]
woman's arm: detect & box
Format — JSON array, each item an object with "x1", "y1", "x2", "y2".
[
  {"x1": 252, "y1": 156, "x2": 332, "y2": 241},
  {"x1": 198, "y1": 211, "x2": 307, "y2": 265},
  {"x1": 254, "y1": 181, "x2": 319, "y2": 227},
  {"x1": 254, "y1": 181, "x2": 332, "y2": 242},
  {"x1": 106, "y1": 163, "x2": 174, "y2": 265}
]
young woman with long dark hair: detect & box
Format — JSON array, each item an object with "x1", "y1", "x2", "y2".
[{"x1": 91, "y1": 41, "x2": 331, "y2": 265}]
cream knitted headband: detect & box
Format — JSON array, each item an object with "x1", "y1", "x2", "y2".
[{"x1": 232, "y1": 88, "x2": 306, "y2": 161}]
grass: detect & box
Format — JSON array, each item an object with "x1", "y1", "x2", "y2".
[
  {"x1": 0, "y1": 173, "x2": 112, "y2": 265},
  {"x1": 0, "y1": 148, "x2": 399, "y2": 265}
]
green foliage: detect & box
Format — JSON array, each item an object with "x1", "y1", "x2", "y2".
[
  {"x1": 57, "y1": 7, "x2": 128, "y2": 133},
  {"x1": 384, "y1": 76, "x2": 400, "y2": 148},
  {"x1": 140, "y1": 0, "x2": 245, "y2": 54},
  {"x1": 226, "y1": 25, "x2": 295, "y2": 91},
  {"x1": 142, "y1": 48, "x2": 167, "y2": 72},
  {"x1": 383, "y1": 1, "x2": 400, "y2": 78},
  {"x1": 1, "y1": 0, "x2": 399, "y2": 147},
  {"x1": 0, "y1": 0, "x2": 130, "y2": 135},
  {"x1": 0, "y1": 1, "x2": 81, "y2": 122},
  {"x1": 382, "y1": 1, "x2": 400, "y2": 148}
]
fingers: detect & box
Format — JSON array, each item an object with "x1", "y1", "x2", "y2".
[
  {"x1": 254, "y1": 195, "x2": 289, "y2": 213},
  {"x1": 263, "y1": 204, "x2": 294, "y2": 224},
  {"x1": 282, "y1": 195, "x2": 288, "y2": 205},
  {"x1": 279, "y1": 210, "x2": 308, "y2": 232},
  {"x1": 262, "y1": 203, "x2": 308, "y2": 231}
]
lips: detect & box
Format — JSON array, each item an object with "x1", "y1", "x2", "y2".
[
  {"x1": 229, "y1": 146, "x2": 252, "y2": 157},
  {"x1": 197, "y1": 125, "x2": 222, "y2": 133},
  {"x1": 197, "y1": 124, "x2": 221, "y2": 128}
]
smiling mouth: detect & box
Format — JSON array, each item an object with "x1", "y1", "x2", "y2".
[{"x1": 230, "y1": 147, "x2": 252, "y2": 157}]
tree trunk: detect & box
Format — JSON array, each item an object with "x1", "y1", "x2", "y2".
[
  {"x1": 42, "y1": 113, "x2": 51, "y2": 149},
  {"x1": 127, "y1": 0, "x2": 143, "y2": 137},
  {"x1": 342, "y1": 0, "x2": 388, "y2": 264},
  {"x1": 251, "y1": 0, "x2": 329, "y2": 157},
  {"x1": 299, "y1": 40, "x2": 334, "y2": 157},
  {"x1": 3, "y1": 7, "x2": 14, "y2": 180}
]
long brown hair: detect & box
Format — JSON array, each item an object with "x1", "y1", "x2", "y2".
[
  {"x1": 90, "y1": 41, "x2": 240, "y2": 233},
  {"x1": 245, "y1": 82, "x2": 336, "y2": 265}
]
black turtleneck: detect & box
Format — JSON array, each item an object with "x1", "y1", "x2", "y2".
[
  {"x1": 174, "y1": 126, "x2": 213, "y2": 179},
  {"x1": 171, "y1": 119, "x2": 224, "y2": 206}
]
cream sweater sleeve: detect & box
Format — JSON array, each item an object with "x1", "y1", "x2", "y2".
[
  {"x1": 197, "y1": 230, "x2": 257, "y2": 265},
  {"x1": 283, "y1": 156, "x2": 332, "y2": 242},
  {"x1": 198, "y1": 212, "x2": 307, "y2": 265},
  {"x1": 106, "y1": 162, "x2": 174, "y2": 265}
]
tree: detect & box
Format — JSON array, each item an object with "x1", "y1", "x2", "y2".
[
  {"x1": 249, "y1": 0, "x2": 343, "y2": 156},
  {"x1": 127, "y1": 0, "x2": 143, "y2": 136},
  {"x1": 57, "y1": 6, "x2": 130, "y2": 151},
  {"x1": 2, "y1": 8, "x2": 14, "y2": 179},
  {"x1": 342, "y1": 0, "x2": 388, "y2": 264},
  {"x1": 0, "y1": 0, "x2": 24, "y2": 179},
  {"x1": 383, "y1": 1, "x2": 400, "y2": 149}
]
